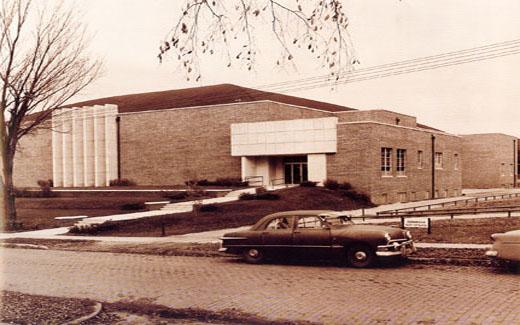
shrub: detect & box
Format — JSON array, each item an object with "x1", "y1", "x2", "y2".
[
  {"x1": 239, "y1": 192, "x2": 256, "y2": 200},
  {"x1": 199, "y1": 204, "x2": 219, "y2": 212},
  {"x1": 109, "y1": 178, "x2": 136, "y2": 186},
  {"x1": 338, "y1": 182, "x2": 353, "y2": 190},
  {"x1": 300, "y1": 181, "x2": 318, "y2": 187},
  {"x1": 69, "y1": 221, "x2": 119, "y2": 234},
  {"x1": 193, "y1": 178, "x2": 248, "y2": 187},
  {"x1": 255, "y1": 187, "x2": 267, "y2": 194},
  {"x1": 119, "y1": 202, "x2": 146, "y2": 210},
  {"x1": 341, "y1": 190, "x2": 371, "y2": 204},
  {"x1": 256, "y1": 192, "x2": 280, "y2": 200},
  {"x1": 163, "y1": 191, "x2": 189, "y2": 200},
  {"x1": 323, "y1": 179, "x2": 339, "y2": 190}
]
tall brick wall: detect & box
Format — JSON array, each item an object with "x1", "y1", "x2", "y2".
[
  {"x1": 328, "y1": 122, "x2": 462, "y2": 204},
  {"x1": 335, "y1": 110, "x2": 417, "y2": 127},
  {"x1": 461, "y1": 134, "x2": 517, "y2": 188},
  {"x1": 119, "y1": 101, "x2": 331, "y2": 185},
  {"x1": 13, "y1": 126, "x2": 53, "y2": 188}
]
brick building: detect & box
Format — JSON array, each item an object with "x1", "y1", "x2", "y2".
[{"x1": 13, "y1": 84, "x2": 519, "y2": 204}]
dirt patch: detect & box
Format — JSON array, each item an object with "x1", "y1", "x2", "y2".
[
  {"x1": 68, "y1": 187, "x2": 373, "y2": 237},
  {"x1": 0, "y1": 291, "x2": 315, "y2": 325}
]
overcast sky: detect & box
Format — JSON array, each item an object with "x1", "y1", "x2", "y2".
[{"x1": 69, "y1": 0, "x2": 520, "y2": 137}]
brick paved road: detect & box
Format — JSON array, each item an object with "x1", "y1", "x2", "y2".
[{"x1": 1, "y1": 248, "x2": 519, "y2": 324}]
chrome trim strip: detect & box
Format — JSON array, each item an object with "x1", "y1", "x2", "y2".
[{"x1": 376, "y1": 251, "x2": 403, "y2": 257}]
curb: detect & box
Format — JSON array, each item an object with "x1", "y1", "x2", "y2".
[
  {"x1": 0, "y1": 243, "x2": 49, "y2": 250},
  {"x1": 63, "y1": 302, "x2": 102, "y2": 324}
]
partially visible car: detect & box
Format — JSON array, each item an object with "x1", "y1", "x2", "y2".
[
  {"x1": 219, "y1": 210, "x2": 415, "y2": 268},
  {"x1": 486, "y1": 229, "x2": 520, "y2": 271}
]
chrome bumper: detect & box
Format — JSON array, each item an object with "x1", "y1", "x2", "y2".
[
  {"x1": 218, "y1": 247, "x2": 228, "y2": 252},
  {"x1": 376, "y1": 240, "x2": 416, "y2": 257},
  {"x1": 485, "y1": 250, "x2": 498, "y2": 257}
]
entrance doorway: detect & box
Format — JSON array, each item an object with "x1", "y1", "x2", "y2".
[{"x1": 284, "y1": 156, "x2": 308, "y2": 184}]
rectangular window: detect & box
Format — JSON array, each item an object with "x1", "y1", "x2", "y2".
[
  {"x1": 396, "y1": 149, "x2": 406, "y2": 175},
  {"x1": 381, "y1": 148, "x2": 392, "y2": 176},
  {"x1": 454, "y1": 153, "x2": 459, "y2": 170},
  {"x1": 435, "y1": 152, "x2": 443, "y2": 169},
  {"x1": 417, "y1": 150, "x2": 423, "y2": 169}
]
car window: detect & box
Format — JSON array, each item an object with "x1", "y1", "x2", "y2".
[
  {"x1": 297, "y1": 216, "x2": 325, "y2": 229},
  {"x1": 265, "y1": 217, "x2": 292, "y2": 230}
]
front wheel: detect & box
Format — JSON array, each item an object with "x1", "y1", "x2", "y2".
[
  {"x1": 242, "y1": 248, "x2": 264, "y2": 264},
  {"x1": 347, "y1": 245, "x2": 375, "y2": 268}
]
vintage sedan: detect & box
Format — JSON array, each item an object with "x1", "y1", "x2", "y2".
[
  {"x1": 219, "y1": 210, "x2": 415, "y2": 268},
  {"x1": 486, "y1": 229, "x2": 520, "y2": 270}
]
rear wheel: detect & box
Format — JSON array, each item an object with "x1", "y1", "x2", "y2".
[
  {"x1": 347, "y1": 244, "x2": 375, "y2": 268},
  {"x1": 242, "y1": 248, "x2": 264, "y2": 264}
]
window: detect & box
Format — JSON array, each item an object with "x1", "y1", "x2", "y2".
[
  {"x1": 396, "y1": 149, "x2": 406, "y2": 175},
  {"x1": 381, "y1": 147, "x2": 392, "y2": 176},
  {"x1": 297, "y1": 216, "x2": 325, "y2": 229},
  {"x1": 417, "y1": 150, "x2": 423, "y2": 169},
  {"x1": 265, "y1": 217, "x2": 291, "y2": 230},
  {"x1": 454, "y1": 153, "x2": 459, "y2": 170},
  {"x1": 435, "y1": 152, "x2": 443, "y2": 169}
]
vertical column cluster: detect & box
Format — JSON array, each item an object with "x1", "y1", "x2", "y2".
[{"x1": 51, "y1": 104, "x2": 119, "y2": 187}]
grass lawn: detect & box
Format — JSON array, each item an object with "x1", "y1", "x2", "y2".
[
  {"x1": 12, "y1": 191, "x2": 214, "y2": 231},
  {"x1": 70, "y1": 186, "x2": 373, "y2": 237},
  {"x1": 388, "y1": 217, "x2": 520, "y2": 244}
]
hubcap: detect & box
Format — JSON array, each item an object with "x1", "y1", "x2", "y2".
[
  {"x1": 248, "y1": 249, "x2": 259, "y2": 258},
  {"x1": 354, "y1": 251, "x2": 367, "y2": 261}
]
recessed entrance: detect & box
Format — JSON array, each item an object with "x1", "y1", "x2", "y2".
[{"x1": 284, "y1": 156, "x2": 308, "y2": 184}]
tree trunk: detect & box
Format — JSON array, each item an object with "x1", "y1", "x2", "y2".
[{"x1": 4, "y1": 150, "x2": 17, "y2": 229}]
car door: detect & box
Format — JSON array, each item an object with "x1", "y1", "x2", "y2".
[
  {"x1": 293, "y1": 216, "x2": 333, "y2": 259},
  {"x1": 261, "y1": 216, "x2": 295, "y2": 257}
]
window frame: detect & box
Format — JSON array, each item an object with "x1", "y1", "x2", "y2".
[
  {"x1": 381, "y1": 147, "x2": 393, "y2": 176},
  {"x1": 435, "y1": 152, "x2": 443, "y2": 170},
  {"x1": 396, "y1": 149, "x2": 406, "y2": 176}
]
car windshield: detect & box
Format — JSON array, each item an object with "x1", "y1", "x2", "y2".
[{"x1": 321, "y1": 214, "x2": 354, "y2": 226}]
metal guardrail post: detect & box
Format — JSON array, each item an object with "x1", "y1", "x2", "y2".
[
  {"x1": 427, "y1": 218, "x2": 432, "y2": 234},
  {"x1": 400, "y1": 217, "x2": 404, "y2": 229}
]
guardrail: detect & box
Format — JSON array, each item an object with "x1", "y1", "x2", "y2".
[
  {"x1": 270, "y1": 178, "x2": 287, "y2": 187},
  {"x1": 376, "y1": 192, "x2": 520, "y2": 216},
  {"x1": 244, "y1": 175, "x2": 263, "y2": 186}
]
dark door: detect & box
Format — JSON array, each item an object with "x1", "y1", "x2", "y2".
[
  {"x1": 261, "y1": 216, "x2": 295, "y2": 257},
  {"x1": 292, "y1": 216, "x2": 332, "y2": 258}
]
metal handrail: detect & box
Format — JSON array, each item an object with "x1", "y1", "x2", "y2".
[
  {"x1": 270, "y1": 178, "x2": 286, "y2": 186},
  {"x1": 376, "y1": 192, "x2": 520, "y2": 215},
  {"x1": 244, "y1": 175, "x2": 263, "y2": 186}
]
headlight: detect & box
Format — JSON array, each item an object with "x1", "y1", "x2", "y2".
[
  {"x1": 405, "y1": 230, "x2": 412, "y2": 239},
  {"x1": 384, "y1": 233, "x2": 391, "y2": 242}
]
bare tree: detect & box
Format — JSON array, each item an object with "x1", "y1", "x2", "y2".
[
  {"x1": 160, "y1": 0, "x2": 358, "y2": 82},
  {"x1": 0, "y1": 0, "x2": 102, "y2": 228}
]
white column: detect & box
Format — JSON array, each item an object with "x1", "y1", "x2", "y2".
[
  {"x1": 51, "y1": 109, "x2": 63, "y2": 187},
  {"x1": 93, "y1": 105, "x2": 106, "y2": 186},
  {"x1": 71, "y1": 108, "x2": 84, "y2": 187},
  {"x1": 104, "y1": 104, "x2": 118, "y2": 184},
  {"x1": 241, "y1": 156, "x2": 256, "y2": 181},
  {"x1": 62, "y1": 109, "x2": 73, "y2": 187},
  {"x1": 83, "y1": 107, "x2": 95, "y2": 186},
  {"x1": 308, "y1": 154, "x2": 327, "y2": 185}
]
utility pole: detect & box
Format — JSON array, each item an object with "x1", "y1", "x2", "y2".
[{"x1": 431, "y1": 134, "x2": 436, "y2": 199}]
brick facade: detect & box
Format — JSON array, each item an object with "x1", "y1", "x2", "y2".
[
  {"x1": 12, "y1": 87, "x2": 517, "y2": 205},
  {"x1": 461, "y1": 134, "x2": 517, "y2": 188},
  {"x1": 13, "y1": 126, "x2": 53, "y2": 187},
  {"x1": 119, "y1": 101, "x2": 330, "y2": 185},
  {"x1": 327, "y1": 122, "x2": 462, "y2": 205}
]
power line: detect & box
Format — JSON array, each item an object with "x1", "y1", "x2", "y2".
[{"x1": 258, "y1": 38, "x2": 520, "y2": 91}]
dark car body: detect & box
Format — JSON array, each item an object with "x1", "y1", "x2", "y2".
[{"x1": 219, "y1": 210, "x2": 415, "y2": 267}]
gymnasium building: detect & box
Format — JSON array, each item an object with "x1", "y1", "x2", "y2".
[{"x1": 14, "y1": 84, "x2": 519, "y2": 204}]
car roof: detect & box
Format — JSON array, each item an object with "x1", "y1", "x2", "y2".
[{"x1": 266, "y1": 210, "x2": 338, "y2": 218}]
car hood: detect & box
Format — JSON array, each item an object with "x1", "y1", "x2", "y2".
[
  {"x1": 333, "y1": 224, "x2": 406, "y2": 239},
  {"x1": 493, "y1": 229, "x2": 520, "y2": 242}
]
